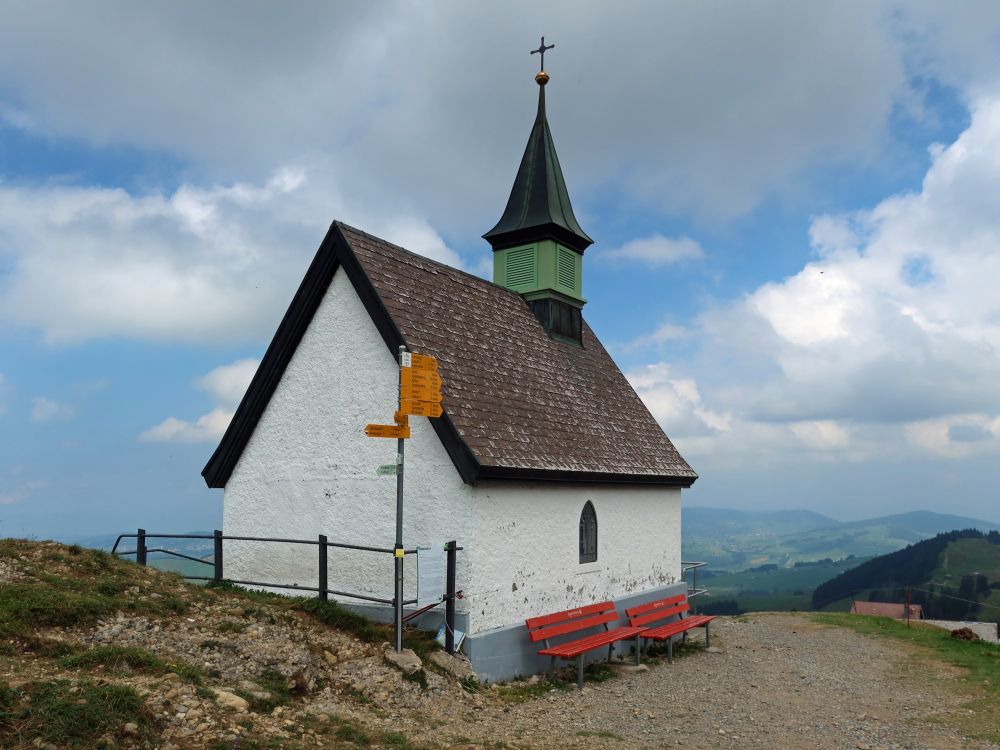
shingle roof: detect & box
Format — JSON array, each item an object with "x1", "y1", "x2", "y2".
[{"x1": 202, "y1": 222, "x2": 696, "y2": 488}]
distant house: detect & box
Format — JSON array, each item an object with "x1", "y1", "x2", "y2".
[{"x1": 851, "y1": 601, "x2": 923, "y2": 619}]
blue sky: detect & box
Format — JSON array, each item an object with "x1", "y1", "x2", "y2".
[{"x1": 2, "y1": 2, "x2": 1000, "y2": 538}]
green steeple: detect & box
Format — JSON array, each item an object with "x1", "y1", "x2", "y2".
[
  {"x1": 485, "y1": 61, "x2": 592, "y2": 344},
  {"x1": 483, "y1": 72, "x2": 593, "y2": 255}
]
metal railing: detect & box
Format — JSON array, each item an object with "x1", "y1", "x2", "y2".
[
  {"x1": 112, "y1": 529, "x2": 462, "y2": 655},
  {"x1": 682, "y1": 560, "x2": 708, "y2": 613}
]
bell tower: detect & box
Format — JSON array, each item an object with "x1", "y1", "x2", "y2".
[{"x1": 483, "y1": 38, "x2": 593, "y2": 345}]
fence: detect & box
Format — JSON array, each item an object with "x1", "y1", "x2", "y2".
[
  {"x1": 682, "y1": 560, "x2": 708, "y2": 613},
  {"x1": 111, "y1": 529, "x2": 461, "y2": 655}
]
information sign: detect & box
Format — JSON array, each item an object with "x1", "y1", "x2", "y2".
[
  {"x1": 401, "y1": 369, "x2": 442, "y2": 390},
  {"x1": 409, "y1": 353, "x2": 438, "y2": 371},
  {"x1": 401, "y1": 400, "x2": 443, "y2": 418},
  {"x1": 400, "y1": 383, "x2": 443, "y2": 403},
  {"x1": 365, "y1": 423, "x2": 410, "y2": 439}
]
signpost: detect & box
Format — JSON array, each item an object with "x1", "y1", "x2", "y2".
[{"x1": 364, "y1": 345, "x2": 444, "y2": 651}]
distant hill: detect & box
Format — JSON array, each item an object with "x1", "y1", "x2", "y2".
[
  {"x1": 683, "y1": 507, "x2": 1000, "y2": 571},
  {"x1": 811, "y1": 529, "x2": 1000, "y2": 623}
]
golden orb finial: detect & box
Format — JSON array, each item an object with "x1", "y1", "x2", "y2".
[{"x1": 535, "y1": 70, "x2": 550, "y2": 86}]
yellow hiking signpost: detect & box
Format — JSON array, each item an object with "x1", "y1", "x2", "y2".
[{"x1": 363, "y1": 346, "x2": 444, "y2": 652}]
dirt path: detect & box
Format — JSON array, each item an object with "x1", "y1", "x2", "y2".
[{"x1": 405, "y1": 613, "x2": 997, "y2": 749}]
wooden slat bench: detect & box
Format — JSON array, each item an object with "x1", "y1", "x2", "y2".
[
  {"x1": 626, "y1": 593, "x2": 715, "y2": 662},
  {"x1": 525, "y1": 601, "x2": 644, "y2": 689}
]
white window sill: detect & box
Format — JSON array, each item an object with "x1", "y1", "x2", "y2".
[{"x1": 576, "y1": 562, "x2": 600, "y2": 575}]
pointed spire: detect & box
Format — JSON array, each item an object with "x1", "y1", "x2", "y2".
[{"x1": 483, "y1": 66, "x2": 593, "y2": 253}]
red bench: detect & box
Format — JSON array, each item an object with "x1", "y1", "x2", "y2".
[
  {"x1": 626, "y1": 593, "x2": 715, "y2": 662},
  {"x1": 525, "y1": 601, "x2": 644, "y2": 689}
]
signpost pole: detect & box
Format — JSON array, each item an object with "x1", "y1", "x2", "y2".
[{"x1": 394, "y1": 344, "x2": 407, "y2": 652}]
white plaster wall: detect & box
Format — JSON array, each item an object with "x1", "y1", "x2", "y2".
[
  {"x1": 223, "y1": 268, "x2": 473, "y2": 609},
  {"x1": 466, "y1": 483, "x2": 681, "y2": 633}
]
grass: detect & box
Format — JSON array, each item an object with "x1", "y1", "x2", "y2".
[
  {"x1": 0, "y1": 540, "x2": 194, "y2": 639},
  {"x1": 812, "y1": 612, "x2": 999, "y2": 741},
  {"x1": 59, "y1": 645, "x2": 205, "y2": 683},
  {"x1": 0, "y1": 678, "x2": 155, "y2": 748}
]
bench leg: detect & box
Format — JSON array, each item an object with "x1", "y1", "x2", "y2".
[
  {"x1": 548, "y1": 656, "x2": 556, "y2": 680},
  {"x1": 705, "y1": 622, "x2": 711, "y2": 648},
  {"x1": 577, "y1": 655, "x2": 585, "y2": 690},
  {"x1": 668, "y1": 637, "x2": 673, "y2": 664},
  {"x1": 634, "y1": 635, "x2": 641, "y2": 665},
  {"x1": 608, "y1": 643, "x2": 614, "y2": 663}
]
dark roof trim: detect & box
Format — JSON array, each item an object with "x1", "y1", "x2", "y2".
[
  {"x1": 474, "y1": 465, "x2": 697, "y2": 488},
  {"x1": 203, "y1": 221, "x2": 692, "y2": 489}
]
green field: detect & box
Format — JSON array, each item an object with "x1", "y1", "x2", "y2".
[
  {"x1": 932, "y1": 538, "x2": 1000, "y2": 584},
  {"x1": 700, "y1": 557, "x2": 868, "y2": 613}
]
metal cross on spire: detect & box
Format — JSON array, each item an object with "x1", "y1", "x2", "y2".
[{"x1": 530, "y1": 36, "x2": 554, "y2": 72}]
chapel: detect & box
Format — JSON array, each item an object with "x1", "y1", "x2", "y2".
[{"x1": 203, "y1": 57, "x2": 696, "y2": 680}]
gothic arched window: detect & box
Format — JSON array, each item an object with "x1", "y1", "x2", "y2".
[{"x1": 579, "y1": 501, "x2": 597, "y2": 563}]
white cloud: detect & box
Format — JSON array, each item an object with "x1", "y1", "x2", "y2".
[
  {"x1": 141, "y1": 358, "x2": 260, "y2": 444},
  {"x1": 1, "y1": 3, "x2": 981, "y2": 225},
  {"x1": 0, "y1": 479, "x2": 48, "y2": 505},
  {"x1": 602, "y1": 235, "x2": 705, "y2": 266},
  {"x1": 0, "y1": 171, "x2": 461, "y2": 344},
  {"x1": 632, "y1": 94, "x2": 1000, "y2": 466},
  {"x1": 196, "y1": 359, "x2": 259, "y2": 408},
  {"x1": 30, "y1": 397, "x2": 75, "y2": 422},
  {"x1": 140, "y1": 408, "x2": 234, "y2": 444}
]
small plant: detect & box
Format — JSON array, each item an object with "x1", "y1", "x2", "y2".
[
  {"x1": 402, "y1": 669, "x2": 428, "y2": 689},
  {"x1": 0, "y1": 678, "x2": 156, "y2": 747},
  {"x1": 329, "y1": 715, "x2": 373, "y2": 747}
]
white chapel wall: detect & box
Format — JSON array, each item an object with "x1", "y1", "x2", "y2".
[
  {"x1": 466, "y1": 483, "x2": 681, "y2": 633},
  {"x1": 223, "y1": 268, "x2": 473, "y2": 609}
]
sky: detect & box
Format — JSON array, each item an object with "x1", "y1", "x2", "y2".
[{"x1": 2, "y1": 1, "x2": 1000, "y2": 538}]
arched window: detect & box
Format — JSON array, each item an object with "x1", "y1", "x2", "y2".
[{"x1": 579, "y1": 501, "x2": 597, "y2": 563}]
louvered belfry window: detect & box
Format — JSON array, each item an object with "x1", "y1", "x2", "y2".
[{"x1": 579, "y1": 501, "x2": 597, "y2": 563}]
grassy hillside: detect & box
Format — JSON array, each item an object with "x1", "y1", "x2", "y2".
[
  {"x1": 811, "y1": 529, "x2": 1000, "y2": 622},
  {"x1": 683, "y1": 508, "x2": 1000, "y2": 571}
]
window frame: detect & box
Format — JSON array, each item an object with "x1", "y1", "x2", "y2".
[{"x1": 579, "y1": 500, "x2": 598, "y2": 564}]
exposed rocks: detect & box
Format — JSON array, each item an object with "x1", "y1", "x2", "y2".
[
  {"x1": 383, "y1": 646, "x2": 423, "y2": 675},
  {"x1": 211, "y1": 689, "x2": 249, "y2": 712}
]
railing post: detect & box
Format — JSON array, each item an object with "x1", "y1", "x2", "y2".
[
  {"x1": 213, "y1": 530, "x2": 223, "y2": 582},
  {"x1": 692, "y1": 565, "x2": 698, "y2": 614},
  {"x1": 136, "y1": 528, "x2": 147, "y2": 567},
  {"x1": 445, "y1": 540, "x2": 457, "y2": 655},
  {"x1": 318, "y1": 535, "x2": 328, "y2": 602}
]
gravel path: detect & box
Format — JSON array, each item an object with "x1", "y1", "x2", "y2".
[{"x1": 411, "y1": 613, "x2": 997, "y2": 750}]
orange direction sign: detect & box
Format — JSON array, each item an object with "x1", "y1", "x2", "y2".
[
  {"x1": 400, "y1": 399, "x2": 443, "y2": 418},
  {"x1": 393, "y1": 410, "x2": 409, "y2": 426},
  {"x1": 400, "y1": 383, "x2": 443, "y2": 403},
  {"x1": 401, "y1": 368, "x2": 442, "y2": 390},
  {"x1": 408, "y1": 352, "x2": 438, "y2": 371},
  {"x1": 365, "y1": 423, "x2": 410, "y2": 439}
]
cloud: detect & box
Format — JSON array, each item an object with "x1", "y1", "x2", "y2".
[
  {"x1": 196, "y1": 359, "x2": 259, "y2": 408},
  {"x1": 632, "y1": 94, "x2": 1000, "y2": 466},
  {"x1": 0, "y1": 171, "x2": 461, "y2": 344},
  {"x1": 601, "y1": 235, "x2": 704, "y2": 266},
  {"x1": 140, "y1": 408, "x2": 234, "y2": 444},
  {"x1": 0, "y1": 479, "x2": 48, "y2": 505},
  {"x1": 3, "y1": 3, "x2": 988, "y2": 225},
  {"x1": 141, "y1": 359, "x2": 259, "y2": 444},
  {"x1": 30, "y1": 397, "x2": 75, "y2": 422}
]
